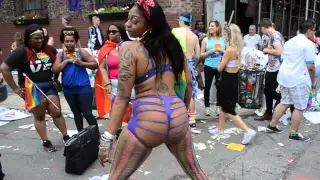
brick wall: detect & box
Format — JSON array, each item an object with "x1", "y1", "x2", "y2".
[{"x1": 0, "y1": 0, "x2": 204, "y2": 58}]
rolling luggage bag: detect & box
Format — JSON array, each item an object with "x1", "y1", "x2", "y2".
[{"x1": 65, "y1": 125, "x2": 100, "y2": 175}]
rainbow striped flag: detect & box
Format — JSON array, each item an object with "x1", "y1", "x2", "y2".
[{"x1": 25, "y1": 77, "x2": 41, "y2": 110}]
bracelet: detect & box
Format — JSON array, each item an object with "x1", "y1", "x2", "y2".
[
  {"x1": 101, "y1": 131, "x2": 115, "y2": 141},
  {"x1": 104, "y1": 82, "x2": 112, "y2": 86},
  {"x1": 99, "y1": 131, "x2": 115, "y2": 149}
]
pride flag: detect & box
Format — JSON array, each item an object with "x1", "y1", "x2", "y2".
[
  {"x1": 172, "y1": 27, "x2": 187, "y2": 100},
  {"x1": 25, "y1": 77, "x2": 41, "y2": 110},
  {"x1": 214, "y1": 44, "x2": 222, "y2": 51}
]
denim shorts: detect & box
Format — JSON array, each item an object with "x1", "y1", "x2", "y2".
[{"x1": 35, "y1": 81, "x2": 58, "y2": 96}]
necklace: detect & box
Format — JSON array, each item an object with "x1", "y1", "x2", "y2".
[{"x1": 64, "y1": 48, "x2": 78, "y2": 59}]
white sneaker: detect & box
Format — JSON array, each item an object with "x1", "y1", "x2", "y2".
[
  {"x1": 205, "y1": 107, "x2": 210, "y2": 116},
  {"x1": 208, "y1": 128, "x2": 224, "y2": 135},
  {"x1": 242, "y1": 129, "x2": 256, "y2": 145}
]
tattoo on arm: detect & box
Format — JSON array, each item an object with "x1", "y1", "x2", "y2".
[{"x1": 117, "y1": 45, "x2": 134, "y2": 100}]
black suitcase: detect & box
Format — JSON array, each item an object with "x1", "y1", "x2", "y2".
[
  {"x1": 65, "y1": 125, "x2": 100, "y2": 175},
  {"x1": 0, "y1": 154, "x2": 4, "y2": 180}
]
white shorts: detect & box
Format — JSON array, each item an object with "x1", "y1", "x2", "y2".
[{"x1": 281, "y1": 83, "x2": 310, "y2": 110}]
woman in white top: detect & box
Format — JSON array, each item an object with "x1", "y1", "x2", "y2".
[{"x1": 209, "y1": 24, "x2": 256, "y2": 145}]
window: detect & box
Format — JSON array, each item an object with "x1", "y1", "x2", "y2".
[
  {"x1": 22, "y1": 0, "x2": 42, "y2": 10},
  {"x1": 15, "y1": 0, "x2": 47, "y2": 17},
  {"x1": 98, "y1": 0, "x2": 129, "y2": 8}
]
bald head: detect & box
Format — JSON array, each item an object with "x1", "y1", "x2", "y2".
[{"x1": 249, "y1": 25, "x2": 256, "y2": 36}]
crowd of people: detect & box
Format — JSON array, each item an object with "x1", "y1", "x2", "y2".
[{"x1": 0, "y1": 0, "x2": 319, "y2": 179}]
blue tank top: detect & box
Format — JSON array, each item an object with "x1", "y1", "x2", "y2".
[
  {"x1": 204, "y1": 37, "x2": 226, "y2": 69},
  {"x1": 61, "y1": 50, "x2": 91, "y2": 94}
]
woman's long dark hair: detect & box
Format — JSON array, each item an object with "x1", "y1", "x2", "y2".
[
  {"x1": 137, "y1": 1, "x2": 185, "y2": 80},
  {"x1": 106, "y1": 22, "x2": 130, "y2": 42}
]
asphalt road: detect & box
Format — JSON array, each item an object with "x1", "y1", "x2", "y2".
[{"x1": 1, "y1": 106, "x2": 320, "y2": 180}]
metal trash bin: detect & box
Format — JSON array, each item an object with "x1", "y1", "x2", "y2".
[{"x1": 238, "y1": 69, "x2": 265, "y2": 109}]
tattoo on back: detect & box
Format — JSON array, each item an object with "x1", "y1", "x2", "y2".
[{"x1": 157, "y1": 83, "x2": 169, "y2": 95}]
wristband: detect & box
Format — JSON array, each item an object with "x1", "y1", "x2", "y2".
[{"x1": 101, "y1": 131, "x2": 115, "y2": 141}]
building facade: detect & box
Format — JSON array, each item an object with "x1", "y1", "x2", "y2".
[
  {"x1": 225, "y1": 0, "x2": 320, "y2": 39},
  {"x1": 0, "y1": 0, "x2": 204, "y2": 58}
]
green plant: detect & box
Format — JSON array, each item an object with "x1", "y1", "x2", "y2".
[
  {"x1": 88, "y1": 6, "x2": 129, "y2": 15},
  {"x1": 15, "y1": 11, "x2": 45, "y2": 20}
]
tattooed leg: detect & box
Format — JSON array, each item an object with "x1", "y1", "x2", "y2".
[
  {"x1": 109, "y1": 128, "x2": 152, "y2": 180},
  {"x1": 166, "y1": 130, "x2": 209, "y2": 180}
]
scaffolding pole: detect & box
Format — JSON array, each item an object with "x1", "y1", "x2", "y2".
[
  {"x1": 258, "y1": 0, "x2": 262, "y2": 34},
  {"x1": 281, "y1": 1, "x2": 285, "y2": 34},
  {"x1": 289, "y1": 0, "x2": 293, "y2": 38},
  {"x1": 313, "y1": 0, "x2": 317, "y2": 18},
  {"x1": 270, "y1": 0, "x2": 273, "y2": 20},
  {"x1": 305, "y1": 0, "x2": 309, "y2": 20},
  {"x1": 298, "y1": 0, "x2": 301, "y2": 26}
]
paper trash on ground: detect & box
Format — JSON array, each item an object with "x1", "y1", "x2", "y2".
[
  {"x1": 304, "y1": 112, "x2": 320, "y2": 124},
  {"x1": 0, "y1": 107, "x2": 31, "y2": 121},
  {"x1": 0, "y1": 121, "x2": 10, "y2": 127},
  {"x1": 194, "y1": 143, "x2": 207, "y2": 151},
  {"x1": 89, "y1": 174, "x2": 109, "y2": 180},
  {"x1": 226, "y1": 143, "x2": 245, "y2": 152}
]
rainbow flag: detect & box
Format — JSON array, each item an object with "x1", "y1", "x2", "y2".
[
  {"x1": 172, "y1": 28, "x2": 188, "y2": 100},
  {"x1": 25, "y1": 77, "x2": 41, "y2": 110},
  {"x1": 175, "y1": 71, "x2": 187, "y2": 100}
]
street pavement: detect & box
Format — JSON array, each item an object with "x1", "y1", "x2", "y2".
[{"x1": 1, "y1": 94, "x2": 320, "y2": 180}]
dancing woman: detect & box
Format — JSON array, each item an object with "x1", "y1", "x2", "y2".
[
  {"x1": 0, "y1": 24, "x2": 69, "y2": 152},
  {"x1": 212, "y1": 24, "x2": 256, "y2": 144},
  {"x1": 98, "y1": 1, "x2": 209, "y2": 179}
]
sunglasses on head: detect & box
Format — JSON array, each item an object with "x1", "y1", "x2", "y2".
[
  {"x1": 63, "y1": 31, "x2": 75, "y2": 35},
  {"x1": 108, "y1": 30, "x2": 119, "y2": 34}
]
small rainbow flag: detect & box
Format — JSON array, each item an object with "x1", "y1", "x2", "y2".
[
  {"x1": 214, "y1": 44, "x2": 222, "y2": 51},
  {"x1": 25, "y1": 77, "x2": 41, "y2": 110}
]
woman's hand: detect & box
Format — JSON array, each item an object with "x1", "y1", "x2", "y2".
[
  {"x1": 208, "y1": 49, "x2": 217, "y2": 54},
  {"x1": 105, "y1": 84, "x2": 112, "y2": 94},
  {"x1": 99, "y1": 132, "x2": 115, "y2": 167},
  {"x1": 99, "y1": 146, "x2": 112, "y2": 167},
  {"x1": 14, "y1": 87, "x2": 25, "y2": 99},
  {"x1": 72, "y1": 59, "x2": 84, "y2": 66}
]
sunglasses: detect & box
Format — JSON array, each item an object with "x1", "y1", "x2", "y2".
[
  {"x1": 63, "y1": 31, "x2": 75, "y2": 35},
  {"x1": 108, "y1": 30, "x2": 119, "y2": 34}
]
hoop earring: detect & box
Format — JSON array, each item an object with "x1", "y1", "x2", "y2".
[{"x1": 136, "y1": 28, "x2": 152, "y2": 41}]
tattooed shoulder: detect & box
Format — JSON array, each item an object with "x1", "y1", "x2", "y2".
[
  {"x1": 119, "y1": 43, "x2": 134, "y2": 82},
  {"x1": 136, "y1": 43, "x2": 149, "y2": 59}
]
